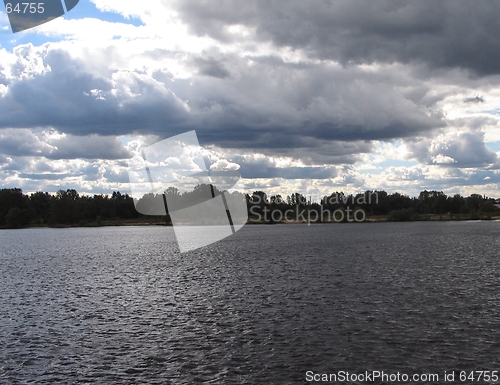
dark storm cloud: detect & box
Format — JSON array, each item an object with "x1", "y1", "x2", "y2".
[
  {"x1": 183, "y1": 58, "x2": 445, "y2": 149},
  {"x1": 191, "y1": 56, "x2": 231, "y2": 79},
  {"x1": 273, "y1": 142, "x2": 372, "y2": 165},
  {"x1": 0, "y1": 129, "x2": 130, "y2": 160},
  {"x1": 45, "y1": 135, "x2": 131, "y2": 160},
  {"x1": 0, "y1": 45, "x2": 444, "y2": 163},
  {"x1": 464, "y1": 95, "x2": 485, "y2": 104},
  {"x1": 406, "y1": 132, "x2": 498, "y2": 168},
  {"x1": 0, "y1": 50, "x2": 191, "y2": 137},
  {"x1": 174, "y1": 0, "x2": 500, "y2": 76},
  {"x1": 239, "y1": 165, "x2": 337, "y2": 179},
  {"x1": 221, "y1": 140, "x2": 372, "y2": 167},
  {"x1": 0, "y1": 129, "x2": 51, "y2": 156}
]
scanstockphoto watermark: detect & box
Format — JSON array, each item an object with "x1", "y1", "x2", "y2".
[
  {"x1": 128, "y1": 130, "x2": 248, "y2": 253},
  {"x1": 250, "y1": 204, "x2": 368, "y2": 224},
  {"x1": 251, "y1": 191, "x2": 380, "y2": 206},
  {"x1": 248, "y1": 191, "x2": 380, "y2": 224},
  {"x1": 3, "y1": 1, "x2": 80, "y2": 33},
  {"x1": 305, "y1": 370, "x2": 500, "y2": 383}
]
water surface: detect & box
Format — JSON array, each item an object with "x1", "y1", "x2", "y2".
[{"x1": 1, "y1": 222, "x2": 500, "y2": 384}]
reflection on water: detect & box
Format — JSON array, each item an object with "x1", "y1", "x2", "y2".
[{"x1": 1, "y1": 222, "x2": 500, "y2": 384}]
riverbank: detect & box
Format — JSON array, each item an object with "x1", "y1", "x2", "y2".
[
  {"x1": 247, "y1": 212, "x2": 500, "y2": 224},
  {"x1": 2, "y1": 212, "x2": 499, "y2": 230}
]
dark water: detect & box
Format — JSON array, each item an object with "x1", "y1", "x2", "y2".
[{"x1": 1, "y1": 222, "x2": 500, "y2": 384}]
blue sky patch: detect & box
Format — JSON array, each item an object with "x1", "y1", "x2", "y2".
[{"x1": 0, "y1": 0, "x2": 142, "y2": 49}]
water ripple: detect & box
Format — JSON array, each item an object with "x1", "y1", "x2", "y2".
[{"x1": 1, "y1": 222, "x2": 500, "y2": 384}]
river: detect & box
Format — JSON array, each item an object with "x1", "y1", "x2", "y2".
[{"x1": 1, "y1": 221, "x2": 500, "y2": 384}]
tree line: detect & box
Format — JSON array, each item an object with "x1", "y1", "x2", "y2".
[
  {"x1": 0, "y1": 188, "x2": 139, "y2": 229},
  {"x1": 0, "y1": 187, "x2": 498, "y2": 228},
  {"x1": 247, "y1": 190, "x2": 500, "y2": 222}
]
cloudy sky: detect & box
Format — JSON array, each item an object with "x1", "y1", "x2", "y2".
[{"x1": 0, "y1": 0, "x2": 499, "y2": 199}]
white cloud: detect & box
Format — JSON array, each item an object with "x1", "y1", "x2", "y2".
[
  {"x1": 1, "y1": 1, "x2": 500, "y2": 197},
  {"x1": 431, "y1": 154, "x2": 456, "y2": 164}
]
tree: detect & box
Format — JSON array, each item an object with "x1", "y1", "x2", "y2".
[
  {"x1": 0, "y1": 188, "x2": 31, "y2": 226},
  {"x1": 50, "y1": 189, "x2": 81, "y2": 224},
  {"x1": 5, "y1": 207, "x2": 30, "y2": 228},
  {"x1": 30, "y1": 191, "x2": 52, "y2": 223},
  {"x1": 480, "y1": 200, "x2": 498, "y2": 213},
  {"x1": 467, "y1": 194, "x2": 483, "y2": 212},
  {"x1": 449, "y1": 194, "x2": 466, "y2": 214}
]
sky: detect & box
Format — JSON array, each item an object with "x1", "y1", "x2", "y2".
[{"x1": 0, "y1": 0, "x2": 499, "y2": 199}]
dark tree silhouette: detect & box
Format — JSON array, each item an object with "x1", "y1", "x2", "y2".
[{"x1": 0, "y1": 187, "x2": 498, "y2": 228}]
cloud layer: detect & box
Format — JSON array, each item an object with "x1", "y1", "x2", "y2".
[{"x1": 0, "y1": 0, "x2": 499, "y2": 197}]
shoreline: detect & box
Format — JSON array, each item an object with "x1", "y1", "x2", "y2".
[{"x1": 2, "y1": 214, "x2": 500, "y2": 230}]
